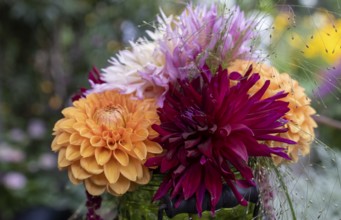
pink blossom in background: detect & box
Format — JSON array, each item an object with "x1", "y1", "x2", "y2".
[
  {"x1": 0, "y1": 143, "x2": 25, "y2": 163},
  {"x1": 2, "y1": 172, "x2": 27, "y2": 190}
]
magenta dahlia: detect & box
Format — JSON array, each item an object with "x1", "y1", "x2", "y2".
[{"x1": 145, "y1": 65, "x2": 295, "y2": 215}]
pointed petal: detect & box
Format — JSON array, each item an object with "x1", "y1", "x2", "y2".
[
  {"x1": 95, "y1": 148, "x2": 112, "y2": 166},
  {"x1": 80, "y1": 156, "x2": 103, "y2": 175},
  {"x1": 204, "y1": 163, "x2": 222, "y2": 212},
  {"x1": 68, "y1": 169, "x2": 81, "y2": 185},
  {"x1": 80, "y1": 139, "x2": 94, "y2": 157},
  {"x1": 119, "y1": 159, "x2": 137, "y2": 181},
  {"x1": 56, "y1": 132, "x2": 70, "y2": 145},
  {"x1": 108, "y1": 176, "x2": 130, "y2": 195},
  {"x1": 131, "y1": 128, "x2": 149, "y2": 142},
  {"x1": 144, "y1": 140, "x2": 163, "y2": 154},
  {"x1": 70, "y1": 133, "x2": 83, "y2": 145},
  {"x1": 135, "y1": 166, "x2": 151, "y2": 185},
  {"x1": 91, "y1": 173, "x2": 108, "y2": 186},
  {"x1": 58, "y1": 148, "x2": 71, "y2": 168},
  {"x1": 182, "y1": 163, "x2": 202, "y2": 199},
  {"x1": 51, "y1": 137, "x2": 63, "y2": 151},
  {"x1": 114, "y1": 149, "x2": 129, "y2": 166},
  {"x1": 104, "y1": 159, "x2": 120, "y2": 184},
  {"x1": 133, "y1": 141, "x2": 147, "y2": 161},
  {"x1": 70, "y1": 162, "x2": 92, "y2": 180},
  {"x1": 84, "y1": 179, "x2": 106, "y2": 196},
  {"x1": 90, "y1": 136, "x2": 106, "y2": 147},
  {"x1": 65, "y1": 145, "x2": 81, "y2": 161},
  {"x1": 59, "y1": 118, "x2": 77, "y2": 133}
]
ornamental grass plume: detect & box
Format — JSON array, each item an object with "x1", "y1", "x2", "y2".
[
  {"x1": 227, "y1": 60, "x2": 317, "y2": 164},
  {"x1": 51, "y1": 90, "x2": 163, "y2": 196},
  {"x1": 145, "y1": 65, "x2": 295, "y2": 216}
]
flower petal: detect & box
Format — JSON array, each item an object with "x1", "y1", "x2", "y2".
[
  {"x1": 85, "y1": 179, "x2": 106, "y2": 196},
  {"x1": 58, "y1": 148, "x2": 71, "y2": 168},
  {"x1": 104, "y1": 159, "x2": 120, "y2": 184},
  {"x1": 95, "y1": 148, "x2": 112, "y2": 166},
  {"x1": 70, "y1": 162, "x2": 92, "y2": 180},
  {"x1": 119, "y1": 159, "x2": 137, "y2": 181},
  {"x1": 145, "y1": 140, "x2": 163, "y2": 154},
  {"x1": 80, "y1": 139, "x2": 94, "y2": 157},
  {"x1": 108, "y1": 176, "x2": 130, "y2": 195},
  {"x1": 114, "y1": 149, "x2": 129, "y2": 166},
  {"x1": 133, "y1": 142, "x2": 147, "y2": 161},
  {"x1": 65, "y1": 145, "x2": 81, "y2": 161},
  {"x1": 80, "y1": 157, "x2": 103, "y2": 175}
]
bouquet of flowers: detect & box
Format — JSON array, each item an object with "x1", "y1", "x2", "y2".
[{"x1": 51, "y1": 3, "x2": 317, "y2": 219}]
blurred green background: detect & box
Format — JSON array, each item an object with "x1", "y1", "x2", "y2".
[{"x1": 0, "y1": 0, "x2": 340, "y2": 219}]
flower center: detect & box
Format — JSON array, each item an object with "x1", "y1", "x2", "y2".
[{"x1": 94, "y1": 105, "x2": 125, "y2": 129}]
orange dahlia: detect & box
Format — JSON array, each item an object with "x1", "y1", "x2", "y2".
[
  {"x1": 228, "y1": 60, "x2": 317, "y2": 164},
  {"x1": 51, "y1": 90, "x2": 163, "y2": 196}
]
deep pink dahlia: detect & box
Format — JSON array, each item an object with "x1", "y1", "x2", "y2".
[{"x1": 145, "y1": 65, "x2": 294, "y2": 215}]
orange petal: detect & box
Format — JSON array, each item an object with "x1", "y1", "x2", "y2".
[
  {"x1": 86, "y1": 119, "x2": 102, "y2": 135},
  {"x1": 80, "y1": 140, "x2": 94, "y2": 157},
  {"x1": 119, "y1": 140, "x2": 133, "y2": 151},
  {"x1": 134, "y1": 159, "x2": 143, "y2": 179},
  {"x1": 135, "y1": 166, "x2": 151, "y2": 185},
  {"x1": 70, "y1": 133, "x2": 83, "y2": 145},
  {"x1": 91, "y1": 173, "x2": 108, "y2": 186},
  {"x1": 144, "y1": 140, "x2": 163, "y2": 154},
  {"x1": 79, "y1": 127, "x2": 93, "y2": 138},
  {"x1": 108, "y1": 176, "x2": 130, "y2": 195},
  {"x1": 70, "y1": 163, "x2": 92, "y2": 180},
  {"x1": 119, "y1": 159, "x2": 137, "y2": 181},
  {"x1": 90, "y1": 136, "x2": 105, "y2": 147},
  {"x1": 56, "y1": 132, "x2": 70, "y2": 145},
  {"x1": 95, "y1": 148, "x2": 112, "y2": 166},
  {"x1": 72, "y1": 122, "x2": 85, "y2": 131},
  {"x1": 51, "y1": 137, "x2": 63, "y2": 151},
  {"x1": 59, "y1": 118, "x2": 76, "y2": 133},
  {"x1": 131, "y1": 128, "x2": 149, "y2": 142},
  {"x1": 58, "y1": 148, "x2": 71, "y2": 168},
  {"x1": 84, "y1": 179, "x2": 106, "y2": 196},
  {"x1": 80, "y1": 157, "x2": 103, "y2": 175},
  {"x1": 68, "y1": 169, "x2": 81, "y2": 185},
  {"x1": 62, "y1": 107, "x2": 78, "y2": 117},
  {"x1": 114, "y1": 149, "x2": 129, "y2": 166},
  {"x1": 133, "y1": 142, "x2": 147, "y2": 161},
  {"x1": 65, "y1": 145, "x2": 81, "y2": 161},
  {"x1": 104, "y1": 160, "x2": 120, "y2": 184}
]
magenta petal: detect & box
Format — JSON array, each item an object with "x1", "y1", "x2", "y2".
[
  {"x1": 182, "y1": 163, "x2": 202, "y2": 199},
  {"x1": 229, "y1": 71, "x2": 243, "y2": 80},
  {"x1": 198, "y1": 138, "x2": 213, "y2": 157},
  {"x1": 160, "y1": 158, "x2": 179, "y2": 173},
  {"x1": 204, "y1": 163, "x2": 222, "y2": 212},
  {"x1": 144, "y1": 156, "x2": 163, "y2": 167},
  {"x1": 153, "y1": 177, "x2": 172, "y2": 201},
  {"x1": 196, "y1": 183, "x2": 206, "y2": 216}
]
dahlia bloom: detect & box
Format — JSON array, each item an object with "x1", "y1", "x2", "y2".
[
  {"x1": 85, "y1": 39, "x2": 166, "y2": 102},
  {"x1": 227, "y1": 60, "x2": 317, "y2": 163},
  {"x1": 145, "y1": 65, "x2": 294, "y2": 215},
  {"x1": 85, "y1": 4, "x2": 256, "y2": 106},
  {"x1": 139, "y1": 4, "x2": 257, "y2": 104},
  {"x1": 51, "y1": 90, "x2": 163, "y2": 196}
]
